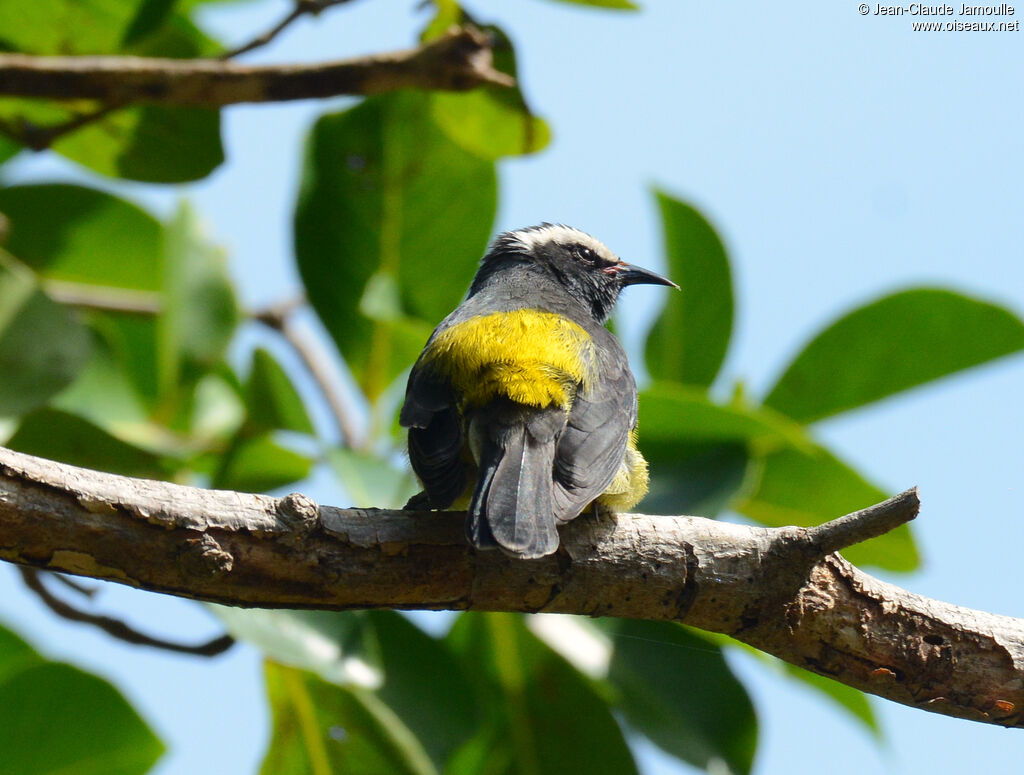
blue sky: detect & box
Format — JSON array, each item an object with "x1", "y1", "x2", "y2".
[{"x1": 1, "y1": 1, "x2": 1022, "y2": 773}]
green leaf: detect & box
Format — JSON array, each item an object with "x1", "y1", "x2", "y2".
[
  {"x1": 367, "y1": 611, "x2": 480, "y2": 770},
  {"x1": 121, "y1": 0, "x2": 183, "y2": 48},
  {"x1": 0, "y1": 0, "x2": 137, "y2": 54},
  {"x1": 0, "y1": 184, "x2": 163, "y2": 290},
  {"x1": 637, "y1": 384, "x2": 807, "y2": 516},
  {"x1": 294, "y1": 92, "x2": 496, "y2": 400},
  {"x1": 0, "y1": 661, "x2": 164, "y2": 775},
  {"x1": 213, "y1": 434, "x2": 313, "y2": 492},
  {"x1": 328, "y1": 449, "x2": 420, "y2": 510},
  {"x1": 642, "y1": 441, "x2": 750, "y2": 517},
  {"x1": 7, "y1": 407, "x2": 167, "y2": 477},
  {"x1": 446, "y1": 612, "x2": 639, "y2": 775},
  {"x1": 0, "y1": 1, "x2": 224, "y2": 183},
  {"x1": 246, "y1": 348, "x2": 315, "y2": 435},
  {"x1": 0, "y1": 134, "x2": 19, "y2": 165},
  {"x1": 639, "y1": 383, "x2": 807, "y2": 448},
  {"x1": 0, "y1": 256, "x2": 91, "y2": 415},
  {"x1": 542, "y1": 0, "x2": 639, "y2": 9},
  {"x1": 262, "y1": 662, "x2": 437, "y2": 775},
  {"x1": 645, "y1": 190, "x2": 733, "y2": 387},
  {"x1": 763, "y1": 288, "x2": 1024, "y2": 423},
  {"x1": 0, "y1": 620, "x2": 42, "y2": 683},
  {"x1": 87, "y1": 313, "x2": 161, "y2": 409},
  {"x1": 606, "y1": 619, "x2": 757, "y2": 775},
  {"x1": 53, "y1": 105, "x2": 224, "y2": 184},
  {"x1": 737, "y1": 444, "x2": 919, "y2": 571},
  {"x1": 158, "y1": 201, "x2": 239, "y2": 399},
  {"x1": 429, "y1": 25, "x2": 550, "y2": 160},
  {"x1": 210, "y1": 608, "x2": 383, "y2": 687}
]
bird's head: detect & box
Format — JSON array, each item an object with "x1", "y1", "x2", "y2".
[{"x1": 472, "y1": 223, "x2": 678, "y2": 323}]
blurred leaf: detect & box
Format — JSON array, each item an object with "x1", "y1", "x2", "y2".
[
  {"x1": 53, "y1": 105, "x2": 224, "y2": 184},
  {"x1": 764, "y1": 288, "x2": 1024, "y2": 423},
  {"x1": 0, "y1": 660, "x2": 164, "y2": 775},
  {"x1": 642, "y1": 441, "x2": 750, "y2": 517},
  {"x1": 645, "y1": 190, "x2": 733, "y2": 387},
  {"x1": 158, "y1": 201, "x2": 238, "y2": 399},
  {"x1": 328, "y1": 449, "x2": 420, "y2": 509},
  {"x1": 121, "y1": 0, "x2": 179, "y2": 47},
  {"x1": 262, "y1": 662, "x2": 437, "y2": 775},
  {"x1": 294, "y1": 92, "x2": 496, "y2": 400},
  {"x1": 737, "y1": 444, "x2": 919, "y2": 571},
  {"x1": 0, "y1": 0, "x2": 137, "y2": 54},
  {"x1": 779, "y1": 662, "x2": 879, "y2": 736},
  {"x1": 429, "y1": 25, "x2": 550, "y2": 160},
  {"x1": 0, "y1": 256, "x2": 91, "y2": 415},
  {"x1": 367, "y1": 611, "x2": 480, "y2": 770},
  {"x1": 213, "y1": 434, "x2": 313, "y2": 492},
  {"x1": 606, "y1": 619, "x2": 756, "y2": 775},
  {"x1": 446, "y1": 612, "x2": 638, "y2": 775},
  {"x1": 706, "y1": 630, "x2": 880, "y2": 737},
  {"x1": 0, "y1": 134, "x2": 19, "y2": 165},
  {"x1": 0, "y1": 184, "x2": 163, "y2": 290},
  {"x1": 0, "y1": 620, "x2": 42, "y2": 683},
  {"x1": 542, "y1": 0, "x2": 639, "y2": 8},
  {"x1": 246, "y1": 347, "x2": 315, "y2": 435},
  {"x1": 0, "y1": 2, "x2": 224, "y2": 182},
  {"x1": 637, "y1": 384, "x2": 805, "y2": 516},
  {"x1": 420, "y1": 0, "x2": 461, "y2": 40},
  {"x1": 639, "y1": 383, "x2": 807, "y2": 449},
  {"x1": 211, "y1": 608, "x2": 383, "y2": 687},
  {"x1": 49, "y1": 332, "x2": 194, "y2": 457},
  {"x1": 6, "y1": 407, "x2": 167, "y2": 477},
  {"x1": 87, "y1": 313, "x2": 161, "y2": 408},
  {"x1": 190, "y1": 370, "x2": 247, "y2": 443}
]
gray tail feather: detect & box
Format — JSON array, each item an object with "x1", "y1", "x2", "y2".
[{"x1": 467, "y1": 425, "x2": 559, "y2": 559}]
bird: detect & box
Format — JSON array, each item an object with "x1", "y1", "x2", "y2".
[{"x1": 400, "y1": 223, "x2": 677, "y2": 559}]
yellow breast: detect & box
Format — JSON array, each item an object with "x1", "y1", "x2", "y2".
[{"x1": 424, "y1": 310, "x2": 595, "y2": 408}]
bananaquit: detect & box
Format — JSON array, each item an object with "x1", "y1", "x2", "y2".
[{"x1": 400, "y1": 224, "x2": 677, "y2": 559}]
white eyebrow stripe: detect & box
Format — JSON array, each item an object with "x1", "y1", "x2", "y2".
[{"x1": 506, "y1": 224, "x2": 618, "y2": 262}]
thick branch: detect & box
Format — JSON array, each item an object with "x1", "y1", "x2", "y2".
[
  {"x1": 0, "y1": 445, "x2": 1021, "y2": 728},
  {"x1": 0, "y1": 27, "x2": 514, "y2": 107}
]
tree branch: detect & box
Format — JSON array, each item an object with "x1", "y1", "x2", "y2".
[
  {"x1": 0, "y1": 27, "x2": 514, "y2": 108},
  {"x1": 218, "y1": 0, "x2": 357, "y2": 61},
  {"x1": 252, "y1": 297, "x2": 365, "y2": 449},
  {"x1": 18, "y1": 566, "x2": 234, "y2": 657},
  {"x1": 1, "y1": 444, "x2": 1021, "y2": 727}
]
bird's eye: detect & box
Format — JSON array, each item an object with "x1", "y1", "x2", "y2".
[{"x1": 573, "y1": 245, "x2": 597, "y2": 264}]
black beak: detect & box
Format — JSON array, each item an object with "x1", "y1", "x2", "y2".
[{"x1": 610, "y1": 262, "x2": 679, "y2": 289}]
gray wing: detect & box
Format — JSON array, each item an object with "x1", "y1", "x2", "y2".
[
  {"x1": 400, "y1": 356, "x2": 467, "y2": 509},
  {"x1": 551, "y1": 329, "x2": 637, "y2": 523}
]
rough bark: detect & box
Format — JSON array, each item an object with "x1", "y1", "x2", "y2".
[
  {"x1": 1, "y1": 445, "x2": 1021, "y2": 728},
  {"x1": 0, "y1": 27, "x2": 513, "y2": 108}
]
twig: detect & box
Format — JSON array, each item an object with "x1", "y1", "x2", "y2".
[
  {"x1": 805, "y1": 487, "x2": 920, "y2": 556},
  {"x1": 50, "y1": 572, "x2": 98, "y2": 599},
  {"x1": 0, "y1": 27, "x2": 514, "y2": 107},
  {"x1": 44, "y1": 283, "x2": 363, "y2": 447},
  {"x1": 253, "y1": 298, "x2": 364, "y2": 449},
  {"x1": 219, "y1": 0, "x2": 356, "y2": 60},
  {"x1": 44, "y1": 281, "x2": 162, "y2": 316},
  {"x1": 19, "y1": 567, "x2": 234, "y2": 657}
]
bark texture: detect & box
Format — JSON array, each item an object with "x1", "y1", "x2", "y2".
[{"x1": 1, "y1": 445, "x2": 1022, "y2": 728}]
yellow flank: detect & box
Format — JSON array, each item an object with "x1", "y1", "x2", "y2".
[
  {"x1": 425, "y1": 310, "x2": 595, "y2": 408},
  {"x1": 596, "y1": 431, "x2": 650, "y2": 511}
]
